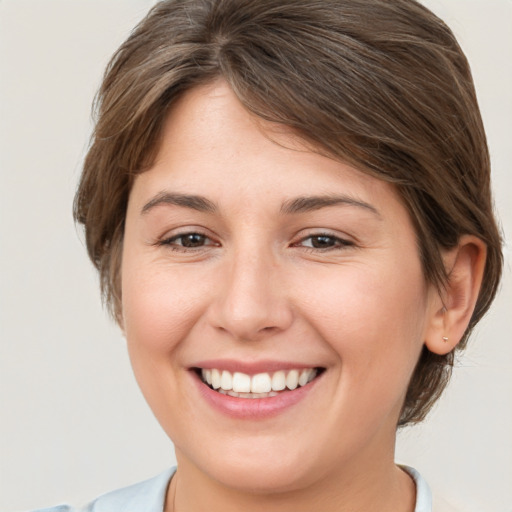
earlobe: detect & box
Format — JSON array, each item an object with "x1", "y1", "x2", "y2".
[{"x1": 425, "y1": 235, "x2": 487, "y2": 355}]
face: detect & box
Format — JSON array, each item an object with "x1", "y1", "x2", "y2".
[{"x1": 121, "y1": 81, "x2": 438, "y2": 493}]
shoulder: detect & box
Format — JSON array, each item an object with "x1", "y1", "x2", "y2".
[
  {"x1": 81, "y1": 468, "x2": 175, "y2": 512},
  {"x1": 28, "y1": 468, "x2": 176, "y2": 512},
  {"x1": 400, "y1": 465, "x2": 461, "y2": 512},
  {"x1": 399, "y1": 465, "x2": 432, "y2": 512}
]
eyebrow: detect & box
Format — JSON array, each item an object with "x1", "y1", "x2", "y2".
[
  {"x1": 141, "y1": 191, "x2": 380, "y2": 218},
  {"x1": 280, "y1": 195, "x2": 381, "y2": 217},
  {"x1": 141, "y1": 192, "x2": 217, "y2": 215}
]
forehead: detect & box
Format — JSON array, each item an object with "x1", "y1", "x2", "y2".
[{"x1": 131, "y1": 81, "x2": 403, "y2": 213}]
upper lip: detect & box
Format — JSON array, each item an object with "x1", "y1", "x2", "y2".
[{"x1": 190, "y1": 359, "x2": 323, "y2": 375}]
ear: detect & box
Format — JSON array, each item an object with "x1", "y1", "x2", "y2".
[{"x1": 425, "y1": 235, "x2": 487, "y2": 355}]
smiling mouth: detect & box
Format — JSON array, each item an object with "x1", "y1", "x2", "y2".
[{"x1": 195, "y1": 367, "x2": 324, "y2": 399}]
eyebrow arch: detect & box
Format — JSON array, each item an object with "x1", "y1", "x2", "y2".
[
  {"x1": 280, "y1": 195, "x2": 381, "y2": 217},
  {"x1": 141, "y1": 192, "x2": 217, "y2": 215}
]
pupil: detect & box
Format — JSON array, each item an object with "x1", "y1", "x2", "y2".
[
  {"x1": 312, "y1": 235, "x2": 334, "y2": 248},
  {"x1": 182, "y1": 233, "x2": 205, "y2": 247}
]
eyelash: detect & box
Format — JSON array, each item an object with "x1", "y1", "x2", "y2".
[
  {"x1": 294, "y1": 233, "x2": 355, "y2": 252},
  {"x1": 157, "y1": 231, "x2": 218, "y2": 252},
  {"x1": 157, "y1": 231, "x2": 354, "y2": 253}
]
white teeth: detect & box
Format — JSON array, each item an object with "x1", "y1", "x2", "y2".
[
  {"x1": 200, "y1": 367, "x2": 319, "y2": 397},
  {"x1": 271, "y1": 370, "x2": 286, "y2": 391},
  {"x1": 286, "y1": 369, "x2": 299, "y2": 390},
  {"x1": 227, "y1": 391, "x2": 279, "y2": 398},
  {"x1": 232, "y1": 372, "x2": 251, "y2": 393},
  {"x1": 298, "y1": 369, "x2": 312, "y2": 387},
  {"x1": 211, "y1": 369, "x2": 221, "y2": 389},
  {"x1": 251, "y1": 373, "x2": 272, "y2": 393},
  {"x1": 201, "y1": 369, "x2": 213, "y2": 385},
  {"x1": 220, "y1": 370, "x2": 232, "y2": 390}
]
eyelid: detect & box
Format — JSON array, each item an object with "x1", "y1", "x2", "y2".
[
  {"x1": 155, "y1": 226, "x2": 220, "y2": 250},
  {"x1": 153, "y1": 226, "x2": 355, "y2": 252},
  {"x1": 292, "y1": 230, "x2": 356, "y2": 250},
  {"x1": 168, "y1": 233, "x2": 214, "y2": 246}
]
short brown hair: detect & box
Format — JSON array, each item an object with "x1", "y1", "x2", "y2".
[{"x1": 74, "y1": 0, "x2": 503, "y2": 426}]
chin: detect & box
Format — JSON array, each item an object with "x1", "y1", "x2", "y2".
[
  {"x1": 206, "y1": 457, "x2": 318, "y2": 494},
  {"x1": 178, "y1": 436, "x2": 322, "y2": 494}
]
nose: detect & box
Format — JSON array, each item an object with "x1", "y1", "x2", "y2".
[{"x1": 208, "y1": 249, "x2": 294, "y2": 342}]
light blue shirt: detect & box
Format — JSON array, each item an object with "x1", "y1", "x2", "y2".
[{"x1": 31, "y1": 465, "x2": 432, "y2": 512}]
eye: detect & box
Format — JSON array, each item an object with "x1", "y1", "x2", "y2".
[
  {"x1": 159, "y1": 231, "x2": 217, "y2": 250},
  {"x1": 174, "y1": 233, "x2": 208, "y2": 247},
  {"x1": 297, "y1": 233, "x2": 353, "y2": 250}
]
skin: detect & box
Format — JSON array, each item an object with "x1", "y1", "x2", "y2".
[{"x1": 120, "y1": 81, "x2": 484, "y2": 512}]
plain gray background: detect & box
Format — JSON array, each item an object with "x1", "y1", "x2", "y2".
[{"x1": 0, "y1": 1, "x2": 510, "y2": 511}]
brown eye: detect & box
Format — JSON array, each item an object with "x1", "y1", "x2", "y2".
[
  {"x1": 309, "y1": 235, "x2": 337, "y2": 248},
  {"x1": 160, "y1": 232, "x2": 214, "y2": 249},
  {"x1": 298, "y1": 234, "x2": 353, "y2": 251},
  {"x1": 178, "y1": 233, "x2": 207, "y2": 247}
]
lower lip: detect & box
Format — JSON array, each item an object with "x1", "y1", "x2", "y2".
[{"x1": 191, "y1": 371, "x2": 321, "y2": 419}]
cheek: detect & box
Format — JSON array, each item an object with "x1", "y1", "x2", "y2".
[
  {"x1": 297, "y1": 260, "x2": 428, "y2": 397},
  {"x1": 121, "y1": 255, "x2": 209, "y2": 356},
  {"x1": 300, "y1": 257, "x2": 427, "y2": 336}
]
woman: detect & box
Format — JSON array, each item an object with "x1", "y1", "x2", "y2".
[{"x1": 30, "y1": 0, "x2": 503, "y2": 511}]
